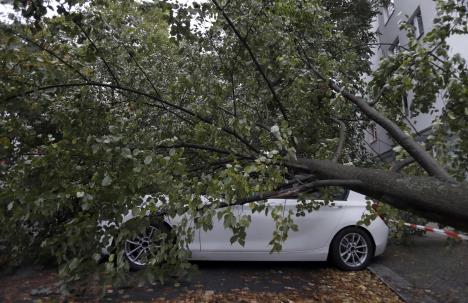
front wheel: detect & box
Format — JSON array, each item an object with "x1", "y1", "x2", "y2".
[
  {"x1": 124, "y1": 223, "x2": 171, "y2": 270},
  {"x1": 330, "y1": 227, "x2": 374, "y2": 271}
]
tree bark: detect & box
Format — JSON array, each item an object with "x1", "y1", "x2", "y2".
[{"x1": 288, "y1": 158, "x2": 468, "y2": 231}]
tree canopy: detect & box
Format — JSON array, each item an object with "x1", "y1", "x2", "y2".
[{"x1": 0, "y1": 0, "x2": 467, "y2": 291}]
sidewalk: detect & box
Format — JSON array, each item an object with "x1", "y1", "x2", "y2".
[{"x1": 372, "y1": 233, "x2": 468, "y2": 303}]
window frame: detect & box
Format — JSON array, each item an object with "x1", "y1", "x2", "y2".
[
  {"x1": 410, "y1": 7, "x2": 424, "y2": 39},
  {"x1": 388, "y1": 37, "x2": 400, "y2": 56},
  {"x1": 382, "y1": 0, "x2": 395, "y2": 25},
  {"x1": 369, "y1": 123, "x2": 378, "y2": 144},
  {"x1": 402, "y1": 93, "x2": 411, "y2": 117}
]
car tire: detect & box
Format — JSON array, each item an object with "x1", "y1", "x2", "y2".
[
  {"x1": 330, "y1": 226, "x2": 374, "y2": 271},
  {"x1": 124, "y1": 222, "x2": 172, "y2": 270}
]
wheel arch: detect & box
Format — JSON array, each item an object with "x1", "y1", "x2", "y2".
[
  {"x1": 163, "y1": 221, "x2": 173, "y2": 229},
  {"x1": 148, "y1": 215, "x2": 173, "y2": 229}
]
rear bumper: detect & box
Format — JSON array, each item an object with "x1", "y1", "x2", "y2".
[{"x1": 369, "y1": 218, "x2": 389, "y2": 256}]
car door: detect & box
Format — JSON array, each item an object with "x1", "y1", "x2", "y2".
[
  {"x1": 199, "y1": 205, "x2": 244, "y2": 251},
  {"x1": 240, "y1": 198, "x2": 285, "y2": 251},
  {"x1": 281, "y1": 189, "x2": 347, "y2": 252}
]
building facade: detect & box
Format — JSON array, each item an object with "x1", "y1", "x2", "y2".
[{"x1": 364, "y1": 0, "x2": 468, "y2": 161}]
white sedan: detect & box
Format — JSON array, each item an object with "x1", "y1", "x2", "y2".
[{"x1": 123, "y1": 189, "x2": 388, "y2": 271}]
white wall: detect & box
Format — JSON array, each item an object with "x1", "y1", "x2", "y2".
[{"x1": 364, "y1": 0, "x2": 467, "y2": 160}]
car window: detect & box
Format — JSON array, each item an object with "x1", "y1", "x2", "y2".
[{"x1": 283, "y1": 186, "x2": 349, "y2": 201}]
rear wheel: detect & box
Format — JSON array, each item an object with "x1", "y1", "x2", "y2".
[{"x1": 330, "y1": 227, "x2": 374, "y2": 271}]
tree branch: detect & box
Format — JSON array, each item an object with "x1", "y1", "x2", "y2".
[
  {"x1": 5, "y1": 81, "x2": 261, "y2": 154},
  {"x1": 330, "y1": 117, "x2": 347, "y2": 163},
  {"x1": 363, "y1": 139, "x2": 387, "y2": 164},
  {"x1": 292, "y1": 173, "x2": 316, "y2": 185},
  {"x1": 140, "y1": 100, "x2": 195, "y2": 125},
  {"x1": 114, "y1": 37, "x2": 196, "y2": 125},
  {"x1": 216, "y1": 179, "x2": 364, "y2": 209},
  {"x1": 74, "y1": 22, "x2": 121, "y2": 86},
  {"x1": 335, "y1": 86, "x2": 454, "y2": 182},
  {"x1": 379, "y1": 93, "x2": 418, "y2": 134},
  {"x1": 188, "y1": 157, "x2": 252, "y2": 173},
  {"x1": 298, "y1": 46, "x2": 454, "y2": 182},
  {"x1": 368, "y1": 85, "x2": 386, "y2": 106},
  {"x1": 211, "y1": 0, "x2": 289, "y2": 121},
  {"x1": 391, "y1": 157, "x2": 415, "y2": 173},
  {"x1": 222, "y1": 0, "x2": 233, "y2": 9},
  {"x1": 215, "y1": 104, "x2": 270, "y2": 132},
  {"x1": 287, "y1": 158, "x2": 468, "y2": 231},
  {"x1": 2, "y1": 27, "x2": 89, "y2": 82},
  {"x1": 155, "y1": 142, "x2": 252, "y2": 159}
]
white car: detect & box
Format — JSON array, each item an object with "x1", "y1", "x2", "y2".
[{"x1": 123, "y1": 189, "x2": 388, "y2": 271}]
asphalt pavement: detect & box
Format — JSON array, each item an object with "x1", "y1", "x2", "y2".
[
  {"x1": 371, "y1": 233, "x2": 468, "y2": 303},
  {"x1": 102, "y1": 261, "x2": 331, "y2": 301},
  {"x1": 0, "y1": 261, "x2": 330, "y2": 302}
]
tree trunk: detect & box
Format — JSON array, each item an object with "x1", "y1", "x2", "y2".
[{"x1": 288, "y1": 158, "x2": 468, "y2": 231}]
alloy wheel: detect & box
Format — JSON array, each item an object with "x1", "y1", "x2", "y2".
[
  {"x1": 124, "y1": 226, "x2": 160, "y2": 266},
  {"x1": 338, "y1": 232, "x2": 369, "y2": 268}
]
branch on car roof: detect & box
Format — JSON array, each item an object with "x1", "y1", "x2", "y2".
[
  {"x1": 215, "y1": 179, "x2": 364, "y2": 209},
  {"x1": 285, "y1": 158, "x2": 468, "y2": 231},
  {"x1": 292, "y1": 174, "x2": 316, "y2": 184},
  {"x1": 179, "y1": 178, "x2": 362, "y2": 216}
]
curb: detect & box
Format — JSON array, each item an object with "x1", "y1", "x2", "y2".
[{"x1": 368, "y1": 263, "x2": 439, "y2": 303}]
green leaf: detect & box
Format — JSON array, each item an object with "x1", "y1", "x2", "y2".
[
  {"x1": 101, "y1": 175, "x2": 112, "y2": 187},
  {"x1": 144, "y1": 155, "x2": 153, "y2": 164},
  {"x1": 121, "y1": 147, "x2": 132, "y2": 159}
]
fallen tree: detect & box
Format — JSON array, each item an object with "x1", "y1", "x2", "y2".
[{"x1": 0, "y1": 0, "x2": 467, "y2": 288}]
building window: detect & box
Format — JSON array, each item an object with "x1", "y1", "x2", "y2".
[
  {"x1": 402, "y1": 93, "x2": 410, "y2": 116},
  {"x1": 388, "y1": 37, "x2": 400, "y2": 56},
  {"x1": 382, "y1": 0, "x2": 395, "y2": 24},
  {"x1": 411, "y1": 8, "x2": 424, "y2": 39}
]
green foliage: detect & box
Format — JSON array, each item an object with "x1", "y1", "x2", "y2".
[
  {"x1": 362, "y1": 201, "x2": 428, "y2": 245},
  {"x1": 0, "y1": 0, "x2": 467, "y2": 295}
]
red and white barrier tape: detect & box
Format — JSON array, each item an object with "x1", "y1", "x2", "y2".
[{"x1": 389, "y1": 219, "x2": 468, "y2": 241}]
